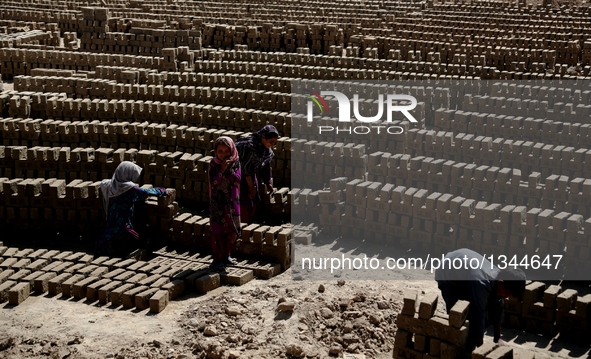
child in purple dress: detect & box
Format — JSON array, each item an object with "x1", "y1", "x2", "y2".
[{"x1": 209, "y1": 136, "x2": 241, "y2": 271}]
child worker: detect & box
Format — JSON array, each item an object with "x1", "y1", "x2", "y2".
[
  {"x1": 209, "y1": 136, "x2": 242, "y2": 271},
  {"x1": 96, "y1": 161, "x2": 172, "y2": 258}
]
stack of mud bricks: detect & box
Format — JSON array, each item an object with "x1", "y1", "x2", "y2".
[
  {"x1": 317, "y1": 177, "x2": 347, "y2": 237},
  {"x1": 260, "y1": 186, "x2": 291, "y2": 223},
  {"x1": 238, "y1": 223, "x2": 293, "y2": 270},
  {"x1": 290, "y1": 187, "x2": 321, "y2": 224},
  {"x1": 143, "y1": 185, "x2": 179, "y2": 235},
  {"x1": 504, "y1": 282, "x2": 591, "y2": 345},
  {"x1": 79, "y1": 7, "x2": 109, "y2": 52},
  {"x1": 291, "y1": 139, "x2": 366, "y2": 190},
  {"x1": 394, "y1": 291, "x2": 469, "y2": 359}
]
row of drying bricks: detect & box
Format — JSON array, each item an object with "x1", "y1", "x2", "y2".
[{"x1": 0, "y1": 246, "x2": 254, "y2": 313}]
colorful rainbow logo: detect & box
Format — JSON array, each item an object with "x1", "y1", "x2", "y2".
[{"x1": 304, "y1": 89, "x2": 328, "y2": 114}]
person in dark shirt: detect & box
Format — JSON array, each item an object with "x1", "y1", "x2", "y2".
[
  {"x1": 96, "y1": 161, "x2": 171, "y2": 258},
  {"x1": 234, "y1": 125, "x2": 279, "y2": 223},
  {"x1": 435, "y1": 248, "x2": 526, "y2": 350}
]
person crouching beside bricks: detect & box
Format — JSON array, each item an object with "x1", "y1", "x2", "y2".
[
  {"x1": 209, "y1": 136, "x2": 242, "y2": 272},
  {"x1": 435, "y1": 248, "x2": 526, "y2": 352},
  {"x1": 96, "y1": 161, "x2": 172, "y2": 259}
]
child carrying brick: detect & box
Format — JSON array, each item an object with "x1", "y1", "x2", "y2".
[
  {"x1": 96, "y1": 161, "x2": 172, "y2": 258},
  {"x1": 209, "y1": 136, "x2": 242, "y2": 271}
]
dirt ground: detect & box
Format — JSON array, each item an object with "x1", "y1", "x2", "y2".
[{"x1": 1, "y1": 237, "x2": 590, "y2": 359}]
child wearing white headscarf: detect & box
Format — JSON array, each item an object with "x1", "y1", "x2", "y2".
[{"x1": 96, "y1": 161, "x2": 170, "y2": 258}]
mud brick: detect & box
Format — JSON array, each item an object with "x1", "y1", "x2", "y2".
[
  {"x1": 418, "y1": 293, "x2": 439, "y2": 319},
  {"x1": 53, "y1": 251, "x2": 74, "y2": 261},
  {"x1": 195, "y1": 273, "x2": 220, "y2": 293},
  {"x1": 522, "y1": 303, "x2": 555, "y2": 322},
  {"x1": 110, "y1": 283, "x2": 137, "y2": 306},
  {"x1": 9, "y1": 269, "x2": 32, "y2": 282},
  {"x1": 504, "y1": 298, "x2": 522, "y2": 315},
  {"x1": 512, "y1": 348, "x2": 535, "y2": 359},
  {"x1": 120, "y1": 286, "x2": 147, "y2": 308},
  {"x1": 183, "y1": 269, "x2": 210, "y2": 291},
  {"x1": 0, "y1": 280, "x2": 16, "y2": 303},
  {"x1": 78, "y1": 254, "x2": 94, "y2": 264},
  {"x1": 220, "y1": 268, "x2": 254, "y2": 286},
  {"x1": 51, "y1": 262, "x2": 74, "y2": 274},
  {"x1": 61, "y1": 274, "x2": 85, "y2": 297},
  {"x1": 21, "y1": 271, "x2": 45, "y2": 289},
  {"x1": 149, "y1": 290, "x2": 169, "y2": 313},
  {"x1": 123, "y1": 272, "x2": 147, "y2": 284},
  {"x1": 485, "y1": 346, "x2": 512, "y2": 359},
  {"x1": 135, "y1": 287, "x2": 160, "y2": 310},
  {"x1": 414, "y1": 334, "x2": 428, "y2": 352},
  {"x1": 394, "y1": 329, "x2": 412, "y2": 348},
  {"x1": 162, "y1": 279, "x2": 185, "y2": 300},
  {"x1": 397, "y1": 313, "x2": 426, "y2": 334},
  {"x1": 543, "y1": 285, "x2": 561, "y2": 308},
  {"x1": 12, "y1": 258, "x2": 31, "y2": 270},
  {"x1": 76, "y1": 265, "x2": 99, "y2": 276},
  {"x1": 90, "y1": 256, "x2": 110, "y2": 266},
  {"x1": 0, "y1": 269, "x2": 15, "y2": 284},
  {"x1": 471, "y1": 342, "x2": 498, "y2": 359},
  {"x1": 98, "y1": 280, "x2": 122, "y2": 304},
  {"x1": 150, "y1": 277, "x2": 171, "y2": 289},
  {"x1": 89, "y1": 267, "x2": 109, "y2": 278},
  {"x1": 39, "y1": 250, "x2": 60, "y2": 261},
  {"x1": 25, "y1": 259, "x2": 49, "y2": 271},
  {"x1": 24, "y1": 258, "x2": 49, "y2": 272},
  {"x1": 557, "y1": 289, "x2": 577, "y2": 312},
  {"x1": 138, "y1": 274, "x2": 162, "y2": 287},
  {"x1": 102, "y1": 257, "x2": 123, "y2": 269},
  {"x1": 403, "y1": 290, "x2": 418, "y2": 315},
  {"x1": 393, "y1": 345, "x2": 423, "y2": 359},
  {"x1": 0, "y1": 247, "x2": 9, "y2": 257},
  {"x1": 8, "y1": 282, "x2": 30, "y2": 305},
  {"x1": 72, "y1": 276, "x2": 99, "y2": 299},
  {"x1": 0, "y1": 258, "x2": 18, "y2": 269},
  {"x1": 27, "y1": 249, "x2": 48, "y2": 260},
  {"x1": 48, "y1": 273, "x2": 72, "y2": 295},
  {"x1": 449, "y1": 300, "x2": 470, "y2": 328},
  {"x1": 575, "y1": 294, "x2": 591, "y2": 318},
  {"x1": 127, "y1": 260, "x2": 147, "y2": 272},
  {"x1": 523, "y1": 281, "x2": 545, "y2": 304},
  {"x1": 440, "y1": 342, "x2": 460, "y2": 359},
  {"x1": 425, "y1": 316, "x2": 469, "y2": 346},
  {"x1": 114, "y1": 258, "x2": 136, "y2": 269},
  {"x1": 14, "y1": 248, "x2": 34, "y2": 258},
  {"x1": 253, "y1": 263, "x2": 281, "y2": 279},
  {"x1": 3, "y1": 247, "x2": 18, "y2": 257},
  {"x1": 429, "y1": 339, "x2": 440, "y2": 356},
  {"x1": 86, "y1": 278, "x2": 111, "y2": 302},
  {"x1": 64, "y1": 263, "x2": 86, "y2": 274}
]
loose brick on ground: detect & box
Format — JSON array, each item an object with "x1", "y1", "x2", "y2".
[
  {"x1": 161, "y1": 279, "x2": 185, "y2": 300},
  {"x1": 0, "y1": 280, "x2": 16, "y2": 302},
  {"x1": 149, "y1": 290, "x2": 169, "y2": 313},
  {"x1": 150, "y1": 277, "x2": 170, "y2": 289},
  {"x1": 0, "y1": 269, "x2": 15, "y2": 284},
  {"x1": 26, "y1": 259, "x2": 49, "y2": 271},
  {"x1": 195, "y1": 273, "x2": 221, "y2": 294},
  {"x1": 8, "y1": 282, "x2": 30, "y2": 305},
  {"x1": 220, "y1": 268, "x2": 254, "y2": 286},
  {"x1": 485, "y1": 346, "x2": 513, "y2": 359}
]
